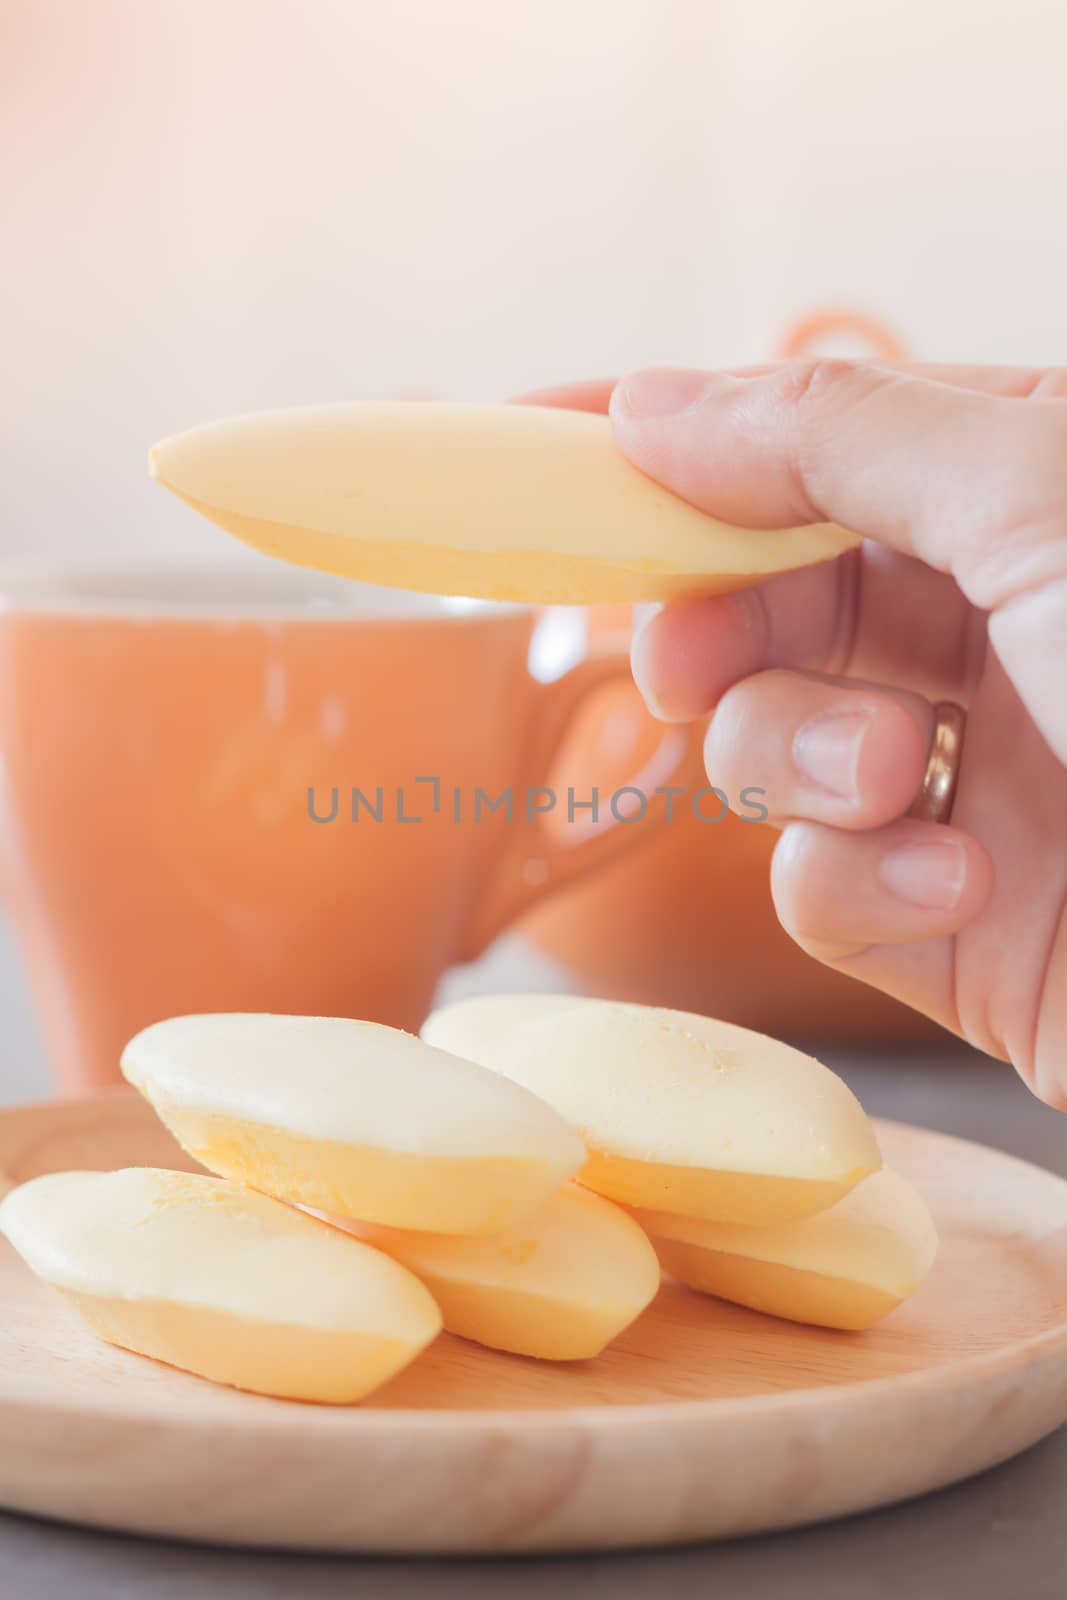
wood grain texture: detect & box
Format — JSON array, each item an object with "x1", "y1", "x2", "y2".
[{"x1": 1, "y1": 1089, "x2": 1066, "y2": 1553}]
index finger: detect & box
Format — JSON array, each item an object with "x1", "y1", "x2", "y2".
[
  {"x1": 510, "y1": 378, "x2": 617, "y2": 413},
  {"x1": 513, "y1": 364, "x2": 1067, "y2": 416}
]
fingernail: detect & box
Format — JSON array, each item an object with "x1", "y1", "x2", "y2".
[
  {"x1": 614, "y1": 368, "x2": 715, "y2": 420},
  {"x1": 879, "y1": 839, "x2": 966, "y2": 910},
  {"x1": 792, "y1": 710, "x2": 870, "y2": 802}
]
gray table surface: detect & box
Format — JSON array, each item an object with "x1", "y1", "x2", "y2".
[{"x1": 2, "y1": 935, "x2": 1065, "y2": 1597}]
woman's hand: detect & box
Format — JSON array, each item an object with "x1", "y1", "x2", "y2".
[{"x1": 520, "y1": 363, "x2": 1067, "y2": 1107}]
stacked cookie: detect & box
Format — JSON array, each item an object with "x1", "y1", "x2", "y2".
[{"x1": 0, "y1": 1000, "x2": 936, "y2": 1404}]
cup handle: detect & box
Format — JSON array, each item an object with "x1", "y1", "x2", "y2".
[
  {"x1": 460, "y1": 646, "x2": 699, "y2": 959},
  {"x1": 775, "y1": 307, "x2": 906, "y2": 361}
]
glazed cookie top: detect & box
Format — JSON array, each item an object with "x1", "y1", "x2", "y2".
[
  {"x1": 0, "y1": 1167, "x2": 442, "y2": 1337},
  {"x1": 122, "y1": 1012, "x2": 586, "y2": 1170},
  {"x1": 423, "y1": 995, "x2": 881, "y2": 1182}
]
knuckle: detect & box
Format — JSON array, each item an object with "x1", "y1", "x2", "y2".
[
  {"x1": 783, "y1": 357, "x2": 864, "y2": 410},
  {"x1": 776, "y1": 359, "x2": 895, "y2": 521}
]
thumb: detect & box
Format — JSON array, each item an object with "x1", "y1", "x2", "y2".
[{"x1": 609, "y1": 361, "x2": 1067, "y2": 611}]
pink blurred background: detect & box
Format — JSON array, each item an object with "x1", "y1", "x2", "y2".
[
  {"x1": 3, "y1": 0, "x2": 1066, "y2": 1093},
  {"x1": 6, "y1": 0, "x2": 1067, "y2": 570}
]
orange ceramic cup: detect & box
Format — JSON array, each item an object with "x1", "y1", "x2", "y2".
[{"x1": 0, "y1": 565, "x2": 693, "y2": 1092}]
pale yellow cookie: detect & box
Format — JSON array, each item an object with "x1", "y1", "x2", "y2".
[
  {"x1": 633, "y1": 1167, "x2": 938, "y2": 1330},
  {"x1": 331, "y1": 1182, "x2": 661, "y2": 1361},
  {"x1": 423, "y1": 996, "x2": 881, "y2": 1225},
  {"x1": 149, "y1": 402, "x2": 859, "y2": 604},
  {"x1": 0, "y1": 1168, "x2": 442, "y2": 1401},
  {"x1": 122, "y1": 1013, "x2": 585, "y2": 1234}
]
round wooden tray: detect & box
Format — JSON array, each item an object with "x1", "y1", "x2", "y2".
[{"x1": 1, "y1": 1089, "x2": 1066, "y2": 1553}]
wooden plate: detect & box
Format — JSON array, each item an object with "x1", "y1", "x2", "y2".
[{"x1": 1, "y1": 1089, "x2": 1066, "y2": 1553}]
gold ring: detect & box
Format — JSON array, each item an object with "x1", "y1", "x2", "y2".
[{"x1": 909, "y1": 701, "x2": 966, "y2": 825}]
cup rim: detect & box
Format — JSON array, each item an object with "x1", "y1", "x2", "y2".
[{"x1": 0, "y1": 561, "x2": 533, "y2": 623}]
